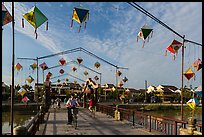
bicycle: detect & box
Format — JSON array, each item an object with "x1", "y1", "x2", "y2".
[{"x1": 71, "y1": 107, "x2": 79, "y2": 129}]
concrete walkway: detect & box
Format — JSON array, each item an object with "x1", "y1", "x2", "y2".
[{"x1": 36, "y1": 105, "x2": 163, "y2": 135}]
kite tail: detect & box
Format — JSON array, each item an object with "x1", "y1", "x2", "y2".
[
  {"x1": 194, "y1": 74, "x2": 196, "y2": 81},
  {"x1": 147, "y1": 36, "x2": 149, "y2": 42},
  {"x1": 46, "y1": 21, "x2": 48, "y2": 31},
  {"x1": 22, "y1": 18, "x2": 24, "y2": 28},
  {"x1": 136, "y1": 36, "x2": 138, "y2": 42},
  {"x1": 173, "y1": 55, "x2": 176, "y2": 60},
  {"x1": 84, "y1": 22, "x2": 87, "y2": 29},
  {"x1": 78, "y1": 25, "x2": 81, "y2": 33},
  {"x1": 151, "y1": 31, "x2": 153, "y2": 38},
  {"x1": 164, "y1": 50, "x2": 167, "y2": 56},
  {"x1": 35, "y1": 32, "x2": 38, "y2": 39},
  {"x1": 142, "y1": 41, "x2": 145, "y2": 48},
  {"x1": 70, "y1": 19, "x2": 73, "y2": 27}
]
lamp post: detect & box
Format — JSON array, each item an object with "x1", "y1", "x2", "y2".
[{"x1": 10, "y1": 2, "x2": 15, "y2": 135}]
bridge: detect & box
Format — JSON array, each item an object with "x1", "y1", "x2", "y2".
[{"x1": 35, "y1": 104, "x2": 162, "y2": 135}]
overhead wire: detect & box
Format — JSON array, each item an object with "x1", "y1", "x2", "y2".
[{"x1": 127, "y1": 2, "x2": 202, "y2": 47}]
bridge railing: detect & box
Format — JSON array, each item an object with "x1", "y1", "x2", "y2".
[{"x1": 95, "y1": 103, "x2": 202, "y2": 135}]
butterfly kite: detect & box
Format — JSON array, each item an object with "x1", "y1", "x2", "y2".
[
  {"x1": 72, "y1": 66, "x2": 77, "y2": 72},
  {"x1": 2, "y1": 3, "x2": 12, "y2": 27},
  {"x1": 22, "y1": 5, "x2": 48, "y2": 39},
  {"x1": 122, "y1": 77, "x2": 128, "y2": 83},
  {"x1": 137, "y1": 24, "x2": 153, "y2": 48},
  {"x1": 165, "y1": 39, "x2": 182, "y2": 60},
  {"x1": 70, "y1": 5, "x2": 89, "y2": 32}
]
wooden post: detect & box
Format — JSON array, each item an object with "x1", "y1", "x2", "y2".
[{"x1": 181, "y1": 35, "x2": 185, "y2": 121}]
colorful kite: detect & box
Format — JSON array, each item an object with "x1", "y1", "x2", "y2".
[
  {"x1": 30, "y1": 62, "x2": 37, "y2": 70},
  {"x1": 194, "y1": 85, "x2": 202, "y2": 97},
  {"x1": 26, "y1": 75, "x2": 34, "y2": 84},
  {"x1": 165, "y1": 39, "x2": 182, "y2": 60},
  {"x1": 191, "y1": 58, "x2": 202, "y2": 71},
  {"x1": 2, "y1": 3, "x2": 12, "y2": 27},
  {"x1": 39, "y1": 62, "x2": 48, "y2": 70},
  {"x1": 59, "y1": 69, "x2": 64, "y2": 74},
  {"x1": 94, "y1": 62, "x2": 100, "y2": 69},
  {"x1": 22, "y1": 96, "x2": 29, "y2": 103},
  {"x1": 22, "y1": 5, "x2": 48, "y2": 39},
  {"x1": 72, "y1": 66, "x2": 77, "y2": 72},
  {"x1": 70, "y1": 6, "x2": 89, "y2": 32},
  {"x1": 137, "y1": 24, "x2": 153, "y2": 48},
  {"x1": 122, "y1": 77, "x2": 128, "y2": 83},
  {"x1": 94, "y1": 75, "x2": 99, "y2": 81},
  {"x1": 187, "y1": 98, "x2": 199, "y2": 110},
  {"x1": 57, "y1": 79, "x2": 60, "y2": 83},
  {"x1": 15, "y1": 63, "x2": 23, "y2": 71},
  {"x1": 77, "y1": 57, "x2": 83, "y2": 64},
  {"x1": 118, "y1": 81, "x2": 123, "y2": 87},
  {"x1": 116, "y1": 70, "x2": 122, "y2": 77},
  {"x1": 65, "y1": 78, "x2": 69, "y2": 82},
  {"x1": 83, "y1": 71, "x2": 88, "y2": 76},
  {"x1": 59, "y1": 58, "x2": 66, "y2": 65},
  {"x1": 18, "y1": 88, "x2": 27, "y2": 97},
  {"x1": 183, "y1": 67, "x2": 195, "y2": 80},
  {"x1": 46, "y1": 72, "x2": 52, "y2": 81},
  {"x1": 74, "y1": 80, "x2": 77, "y2": 84}
]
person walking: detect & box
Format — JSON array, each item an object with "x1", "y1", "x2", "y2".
[
  {"x1": 55, "y1": 97, "x2": 61, "y2": 108},
  {"x1": 66, "y1": 93, "x2": 80, "y2": 124}
]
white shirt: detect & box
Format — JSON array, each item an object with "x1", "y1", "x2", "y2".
[{"x1": 66, "y1": 98, "x2": 78, "y2": 107}]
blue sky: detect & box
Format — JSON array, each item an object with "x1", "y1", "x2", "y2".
[{"x1": 2, "y1": 2, "x2": 202, "y2": 89}]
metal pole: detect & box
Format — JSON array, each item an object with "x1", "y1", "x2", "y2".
[
  {"x1": 10, "y1": 2, "x2": 14, "y2": 135},
  {"x1": 36, "y1": 57, "x2": 39, "y2": 130},
  {"x1": 181, "y1": 35, "x2": 185, "y2": 121},
  {"x1": 145, "y1": 80, "x2": 147, "y2": 103},
  {"x1": 115, "y1": 67, "x2": 118, "y2": 100}
]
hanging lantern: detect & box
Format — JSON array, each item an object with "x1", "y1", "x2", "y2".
[
  {"x1": 15, "y1": 63, "x2": 23, "y2": 71},
  {"x1": 30, "y1": 62, "x2": 37, "y2": 70},
  {"x1": 83, "y1": 71, "x2": 88, "y2": 76},
  {"x1": 59, "y1": 69, "x2": 64, "y2": 74},
  {"x1": 59, "y1": 58, "x2": 66, "y2": 65},
  {"x1": 72, "y1": 67, "x2": 77, "y2": 72},
  {"x1": 77, "y1": 57, "x2": 83, "y2": 64},
  {"x1": 116, "y1": 70, "x2": 122, "y2": 76},
  {"x1": 22, "y1": 5, "x2": 48, "y2": 39},
  {"x1": 183, "y1": 67, "x2": 195, "y2": 80},
  {"x1": 122, "y1": 77, "x2": 128, "y2": 83},
  {"x1": 26, "y1": 75, "x2": 34, "y2": 84},
  {"x1": 165, "y1": 39, "x2": 182, "y2": 60},
  {"x1": 94, "y1": 76, "x2": 99, "y2": 81},
  {"x1": 94, "y1": 62, "x2": 100, "y2": 69},
  {"x1": 118, "y1": 81, "x2": 123, "y2": 87},
  {"x1": 137, "y1": 24, "x2": 153, "y2": 48},
  {"x1": 191, "y1": 58, "x2": 202, "y2": 71},
  {"x1": 71, "y1": 6, "x2": 89, "y2": 33},
  {"x1": 2, "y1": 3, "x2": 12, "y2": 27},
  {"x1": 39, "y1": 62, "x2": 48, "y2": 70}
]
